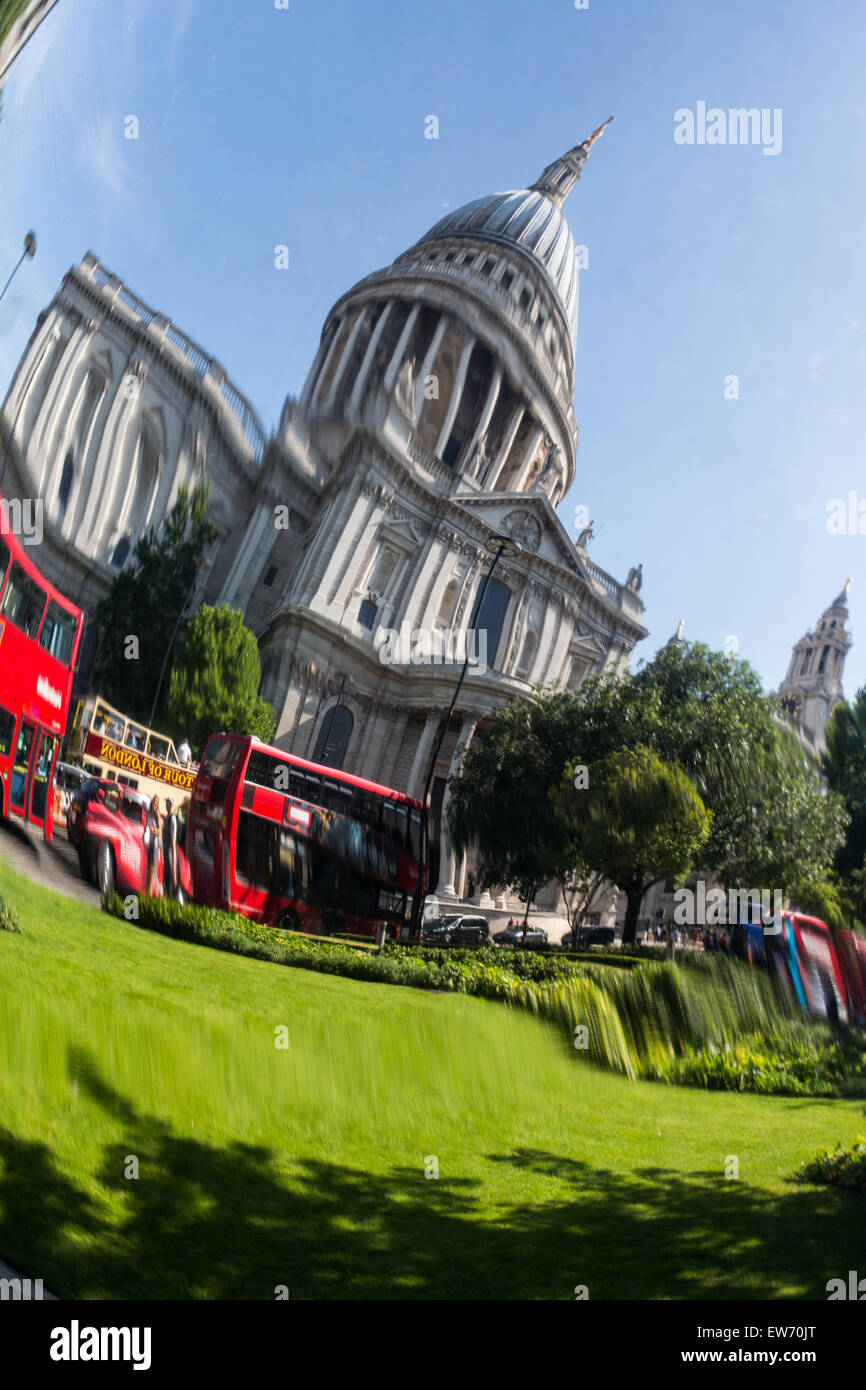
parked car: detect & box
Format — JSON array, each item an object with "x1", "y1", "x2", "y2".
[
  {"x1": 67, "y1": 777, "x2": 190, "y2": 900},
  {"x1": 560, "y1": 925, "x2": 616, "y2": 950},
  {"x1": 420, "y1": 914, "x2": 490, "y2": 946},
  {"x1": 492, "y1": 922, "x2": 548, "y2": 947}
]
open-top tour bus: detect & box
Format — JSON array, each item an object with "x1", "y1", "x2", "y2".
[{"x1": 66, "y1": 694, "x2": 196, "y2": 808}]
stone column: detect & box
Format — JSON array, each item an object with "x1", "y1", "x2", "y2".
[
  {"x1": 349, "y1": 302, "x2": 393, "y2": 416},
  {"x1": 220, "y1": 502, "x2": 273, "y2": 609},
  {"x1": 435, "y1": 714, "x2": 478, "y2": 899},
  {"x1": 382, "y1": 707, "x2": 410, "y2": 787},
  {"x1": 406, "y1": 710, "x2": 439, "y2": 799},
  {"x1": 486, "y1": 403, "x2": 525, "y2": 490}
]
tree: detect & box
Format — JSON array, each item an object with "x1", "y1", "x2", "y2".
[
  {"x1": 167, "y1": 604, "x2": 276, "y2": 754},
  {"x1": 823, "y1": 687, "x2": 866, "y2": 882},
  {"x1": 449, "y1": 641, "x2": 846, "y2": 925},
  {"x1": 92, "y1": 481, "x2": 217, "y2": 723},
  {"x1": 448, "y1": 691, "x2": 584, "y2": 907},
  {"x1": 559, "y1": 747, "x2": 711, "y2": 946}
]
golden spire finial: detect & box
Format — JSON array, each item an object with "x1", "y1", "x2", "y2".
[
  {"x1": 845, "y1": 576, "x2": 852, "y2": 595},
  {"x1": 584, "y1": 116, "x2": 615, "y2": 150},
  {"x1": 675, "y1": 618, "x2": 685, "y2": 639}
]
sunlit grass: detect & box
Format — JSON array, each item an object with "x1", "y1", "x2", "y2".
[{"x1": 1, "y1": 859, "x2": 865, "y2": 1299}]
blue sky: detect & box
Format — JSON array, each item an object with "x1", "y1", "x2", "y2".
[{"x1": 1, "y1": 0, "x2": 865, "y2": 694}]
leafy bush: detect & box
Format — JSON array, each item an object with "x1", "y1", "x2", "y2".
[
  {"x1": 0, "y1": 894, "x2": 21, "y2": 933},
  {"x1": 796, "y1": 1136, "x2": 866, "y2": 1190},
  {"x1": 654, "y1": 1032, "x2": 866, "y2": 1097}
]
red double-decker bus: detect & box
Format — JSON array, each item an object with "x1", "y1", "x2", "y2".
[
  {"x1": 188, "y1": 733, "x2": 427, "y2": 937},
  {"x1": 0, "y1": 514, "x2": 84, "y2": 842}
]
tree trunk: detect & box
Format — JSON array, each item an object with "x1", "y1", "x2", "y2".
[
  {"x1": 621, "y1": 886, "x2": 643, "y2": 947},
  {"x1": 522, "y1": 885, "x2": 535, "y2": 936}
]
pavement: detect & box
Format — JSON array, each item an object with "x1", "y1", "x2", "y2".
[{"x1": 0, "y1": 817, "x2": 100, "y2": 907}]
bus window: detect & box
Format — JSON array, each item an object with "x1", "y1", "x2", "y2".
[
  {"x1": 29, "y1": 734, "x2": 58, "y2": 822},
  {"x1": 10, "y1": 721, "x2": 36, "y2": 812},
  {"x1": 201, "y1": 737, "x2": 243, "y2": 781},
  {"x1": 0, "y1": 561, "x2": 46, "y2": 638},
  {"x1": 408, "y1": 809, "x2": 423, "y2": 861},
  {"x1": 383, "y1": 800, "x2": 408, "y2": 849},
  {"x1": 278, "y1": 827, "x2": 311, "y2": 901},
  {"x1": 236, "y1": 811, "x2": 280, "y2": 892},
  {"x1": 323, "y1": 779, "x2": 353, "y2": 815},
  {"x1": 245, "y1": 749, "x2": 273, "y2": 788},
  {"x1": 0, "y1": 705, "x2": 16, "y2": 758},
  {"x1": 288, "y1": 769, "x2": 307, "y2": 802},
  {"x1": 38, "y1": 600, "x2": 77, "y2": 665},
  {"x1": 0, "y1": 535, "x2": 10, "y2": 593},
  {"x1": 304, "y1": 773, "x2": 322, "y2": 805}
]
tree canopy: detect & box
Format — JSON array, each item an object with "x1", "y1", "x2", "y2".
[
  {"x1": 92, "y1": 481, "x2": 217, "y2": 724},
  {"x1": 449, "y1": 641, "x2": 847, "y2": 926},
  {"x1": 559, "y1": 746, "x2": 712, "y2": 944},
  {"x1": 823, "y1": 686, "x2": 866, "y2": 882},
  {"x1": 168, "y1": 604, "x2": 276, "y2": 755}
]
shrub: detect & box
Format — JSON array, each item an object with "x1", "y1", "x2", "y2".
[
  {"x1": 0, "y1": 894, "x2": 21, "y2": 933},
  {"x1": 796, "y1": 1137, "x2": 866, "y2": 1190}
]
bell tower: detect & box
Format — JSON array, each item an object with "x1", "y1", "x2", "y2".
[{"x1": 779, "y1": 581, "x2": 852, "y2": 752}]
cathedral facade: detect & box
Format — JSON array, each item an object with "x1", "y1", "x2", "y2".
[{"x1": 1, "y1": 128, "x2": 649, "y2": 910}]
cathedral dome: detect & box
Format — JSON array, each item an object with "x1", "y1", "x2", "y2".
[
  {"x1": 423, "y1": 190, "x2": 579, "y2": 338},
  {"x1": 413, "y1": 120, "x2": 613, "y2": 346}
]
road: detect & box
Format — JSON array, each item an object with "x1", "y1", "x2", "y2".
[{"x1": 0, "y1": 817, "x2": 100, "y2": 907}]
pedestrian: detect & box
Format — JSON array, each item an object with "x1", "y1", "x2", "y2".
[
  {"x1": 162, "y1": 797, "x2": 178, "y2": 899},
  {"x1": 177, "y1": 737, "x2": 192, "y2": 767},
  {"x1": 145, "y1": 795, "x2": 162, "y2": 896}
]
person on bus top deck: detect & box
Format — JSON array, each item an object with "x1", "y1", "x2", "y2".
[
  {"x1": 162, "y1": 798, "x2": 178, "y2": 899},
  {"x1": 145, "y1": 795, "x2": 162, "y2": 896},
  {"x1": 177, "y1": 738, "x2": 192, "y2": 767}
]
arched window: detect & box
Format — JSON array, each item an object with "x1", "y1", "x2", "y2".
[
  {"x1": 111, "y1": 536, "x2": 131, "y2": 568},
  {"x1": 77, "y1": 369, "x2": 105, "y2": 451},
  {"x1": 128, "y1": 416, "x2": 161, "y2": 536},
  {"x1": 469, "y1": 576, "x2": 511, "y2": 671},
  {"x1": 515, "y1": 629, "x2": 538, "y2": 682},
  {"x1": 437, "y1": 578, "x2": 459, "y2": 627},
  {"x1": 313, "y1": 705, "x2": 354, "y2": 770},
  {"x1": 365, "y1": 545, "x2": 400, "y2": 601},
  {"x1": 57, "y1": 451, "x2": 74, "y2": 519}
]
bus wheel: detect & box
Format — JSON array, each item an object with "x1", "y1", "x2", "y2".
[
  {"x1": 277, "y1": 910, "x2": 301, "y2": 932},
  {"x1": 96, "y1": 841, "x2": 116, "y2": 897}
]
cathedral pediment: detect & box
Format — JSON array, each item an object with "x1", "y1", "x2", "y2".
[
  {"x1": 452, "y1": 492, "x2": 588, "y2": 578},
  {"x1": 378, "y1": 516, "x2": 422, "y2": 549}
]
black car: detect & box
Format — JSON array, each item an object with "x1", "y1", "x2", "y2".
[
  {"x1": 560, "y1": 925, "x2": 616, "y2": 949},
  {"x1": 492, "y1": 923, "x2": 548, "y2": 947},
  {"x1": 421, "y1": 914, "x2": 489, "y2": 946}
]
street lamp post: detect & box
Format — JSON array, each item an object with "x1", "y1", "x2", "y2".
[
  {"x1": 147, "y1": 558, "x2": 206, "y2": 730},
  {"x1": 0, "y1": 231, "x2": 36, "y2": 306},
  {"x1": 409, "y1": 531, "x2": 520, "y2": 939}
]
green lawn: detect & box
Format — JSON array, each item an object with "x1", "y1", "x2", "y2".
[{"x1": 1, "y1": 858, "x2": 865, "y2": 1300}]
